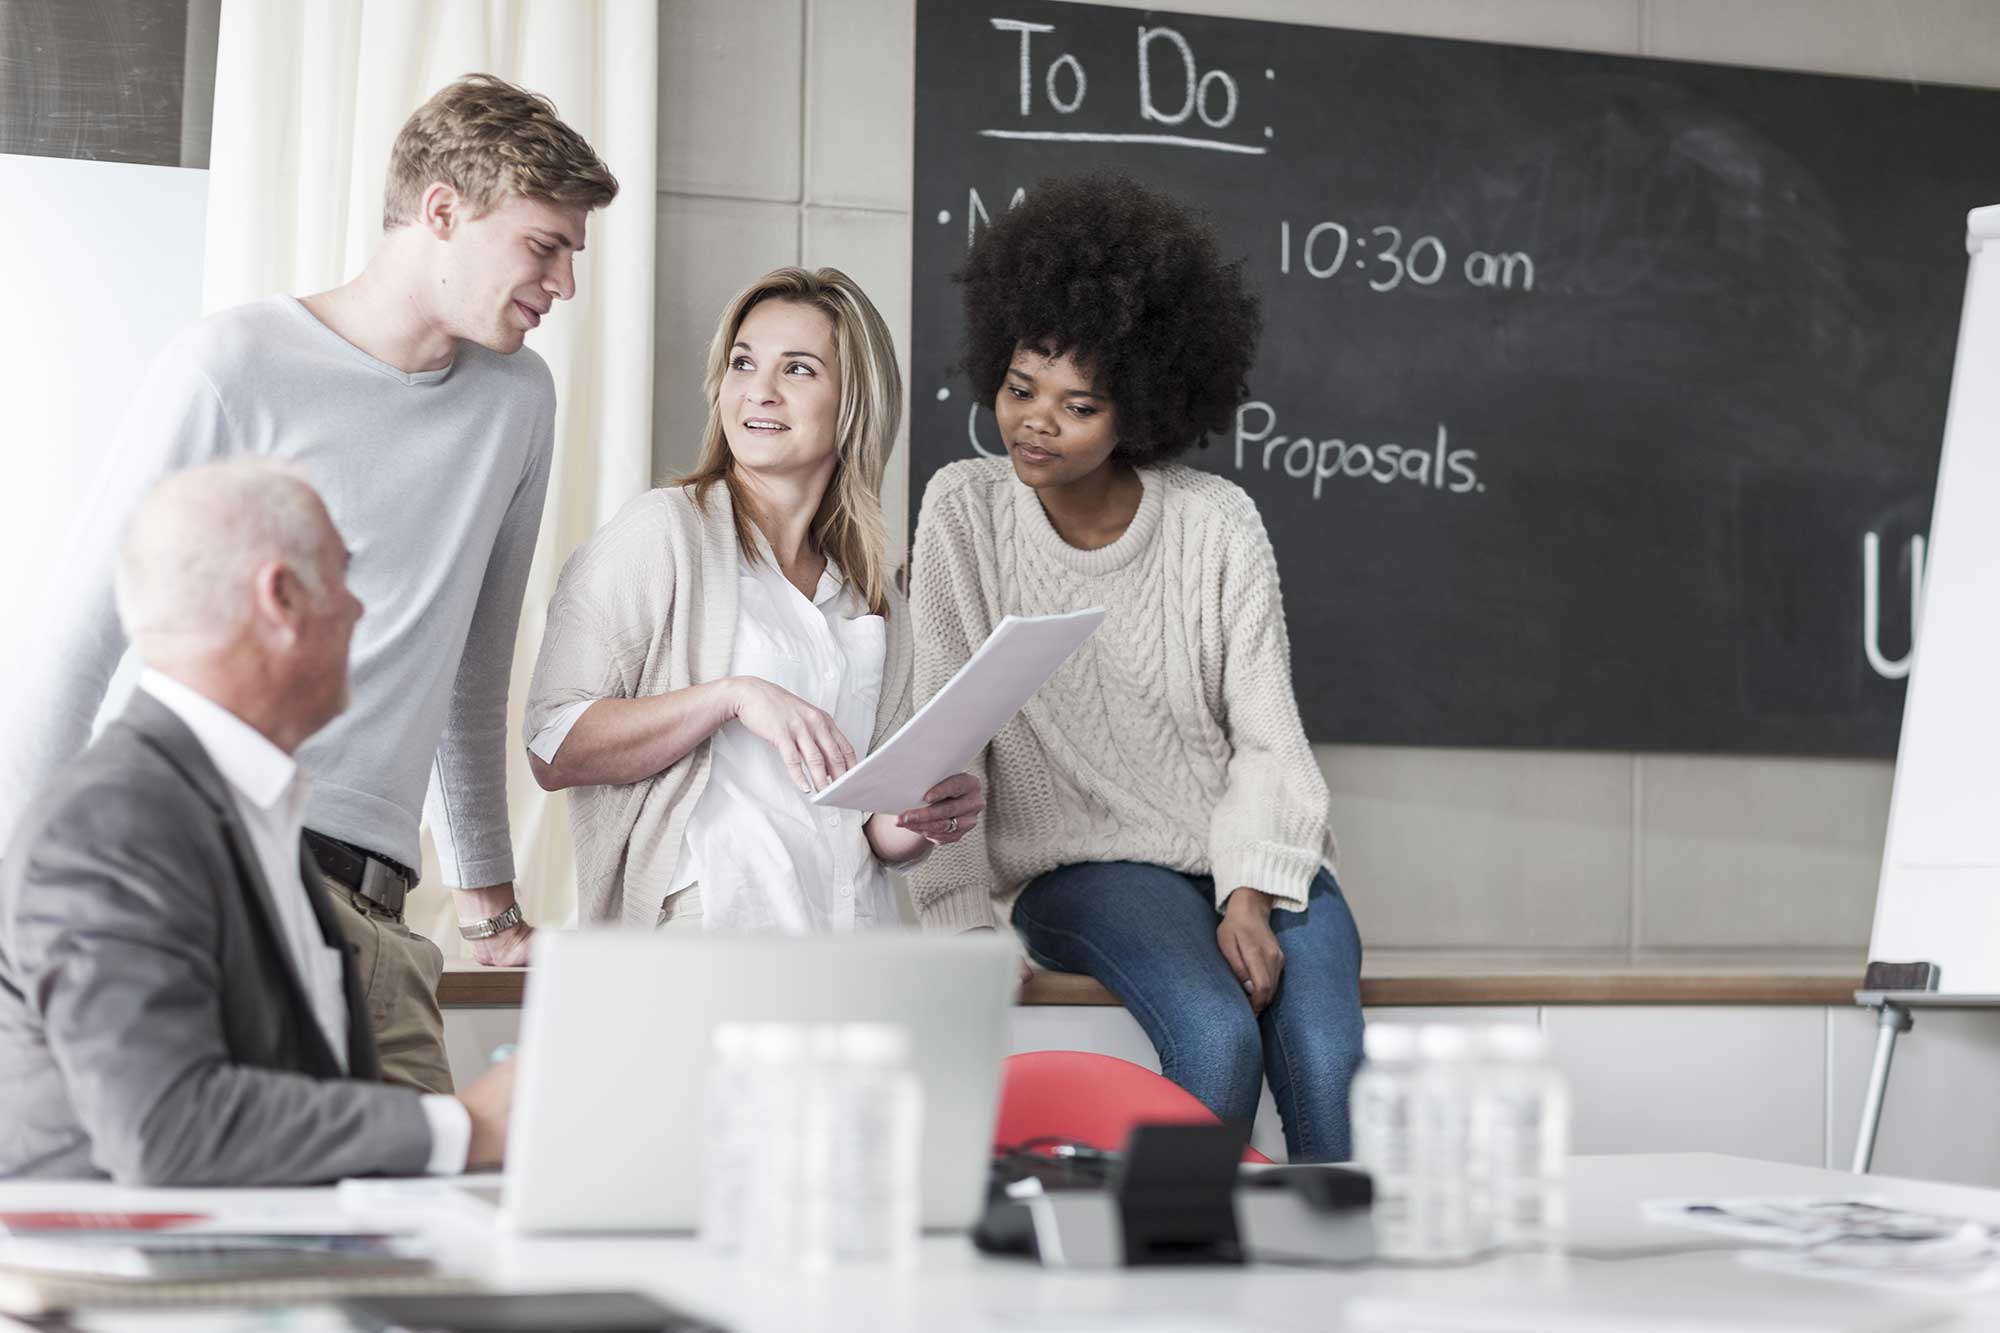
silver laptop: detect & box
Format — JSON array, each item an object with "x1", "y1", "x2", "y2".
[{"x1": 499, "y1": 930, "x2": 1017, "y2": 1233}]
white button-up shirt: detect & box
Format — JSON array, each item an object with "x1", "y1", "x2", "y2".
[
  {"x1": 531, "y1": 536, "x2": 895, "y2": 932},
  {"x1": 140, "y1": 670, "x2": 469, "y2": 1174}
]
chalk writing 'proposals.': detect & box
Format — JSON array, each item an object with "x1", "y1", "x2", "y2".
[
  {"x1": 1235, "y1": 407, "x2": 1483, "y2": 501},
  {"x1": 985, "y1": 17, "x2": 1270, "y2": 154},
  {"x1": 961, "y1": 402, "x2": 1485, "y2": 502}
]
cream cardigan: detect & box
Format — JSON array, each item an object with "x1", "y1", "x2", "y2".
[
  {"x1": 525, "y1": 485, "x2": 913, "y2": 926},
  {"x1": 906, "y1": 458, "x2": 1336, "y2": 932}
]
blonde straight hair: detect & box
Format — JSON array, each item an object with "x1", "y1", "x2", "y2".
[{"x1": 681, "y1": 267, "x2": 903, "y2": 616}]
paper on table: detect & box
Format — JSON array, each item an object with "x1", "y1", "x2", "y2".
[{"x1": 808, "y1": 608, "x2": 1105, "y2": 813}]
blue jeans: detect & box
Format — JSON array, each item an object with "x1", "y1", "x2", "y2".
[{"x1": 1012, "y1": 863, "x2": 1365, "y2": 1163}]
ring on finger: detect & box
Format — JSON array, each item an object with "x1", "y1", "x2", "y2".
[{"x1": 946, "y1": 815, "x2": 959, "y2": 834}]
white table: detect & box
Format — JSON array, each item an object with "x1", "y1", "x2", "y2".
[{"x1": 6, "y1": 1154, "x2": 1999, "y2": 1331}]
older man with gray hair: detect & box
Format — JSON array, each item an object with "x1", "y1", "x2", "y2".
[{"x1": 0, "y1": 460, "x2": 512, "y2": 1184}]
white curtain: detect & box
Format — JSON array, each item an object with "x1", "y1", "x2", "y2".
[{"x1": 204, "y1": 0, "x2": 660, "y2": 950}]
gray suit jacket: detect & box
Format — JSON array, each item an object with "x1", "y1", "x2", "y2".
[{"x1": 0, "y1": 692, "x2": 433, "y2": 1184}]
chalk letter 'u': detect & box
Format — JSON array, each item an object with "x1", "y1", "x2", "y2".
[{"x1": 1863, "y1": 531, "x2": 1926, "y2": 680}]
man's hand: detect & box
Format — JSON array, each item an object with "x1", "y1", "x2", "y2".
[
  {"x1": 455, "y1": 882, "x2": 533, "y2": 967},
  {"x1": 454, "y1": 1057, "x2": 516, "y2": 1170},
  {"x1": 1216, "y1": 888, "x2": 1285, "y2": 1014}
]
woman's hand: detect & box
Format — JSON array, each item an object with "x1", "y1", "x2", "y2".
[
  {"x1": 1217, "y1": 888, "x2": 1285, "y2": 1013},
  {"x1": 728, "y1": 676, "x2": 857, "y2": 793},
  {"x1": 895, "y1": 772, "x2": 985, "y2": 845}
]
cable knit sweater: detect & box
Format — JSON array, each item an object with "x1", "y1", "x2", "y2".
[{"x1": 907, "y1": 457, "x2": 1337, "y2": 932}]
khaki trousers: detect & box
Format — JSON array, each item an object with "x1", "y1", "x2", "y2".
[{"x1": 325, "y1": 884, "x2": 454, "y2": 1094}]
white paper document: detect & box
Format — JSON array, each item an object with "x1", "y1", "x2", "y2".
[
  {"x1": 809, "y1": 608, "x2": 1105, "y2": 814},
  {"x1": 1643, "y1": 1195, "x2": 2000, "y2": 1296}
]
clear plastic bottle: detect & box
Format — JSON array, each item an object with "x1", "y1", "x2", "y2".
[
  {"x1": 1408, "y1": 1024, "x2": 1493, "y2": 1262},
  {"x1": 735, "y1": 1022, "x2": 811, "y2": 1266},
  {"x1": 1350, "y1": 1024, "x2": 1420, "y2": 1259},
  {"x1": 1475, "y1": 1025, "x2": 1569, "y2": 1251},
  {"x1": 699, "y1": 1021, "x2": 755, "y2": 1258},
  {"x1": 806, "y1": 1022, "x2": 923, "y2": 1269}
]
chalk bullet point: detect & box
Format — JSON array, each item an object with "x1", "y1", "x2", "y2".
[
  {"x1": 1264, "y1": 126, "x2": 1274, "y2": 139},
  {"x1": 937, "y1": 210, "x2": 951, "y2": 224},
  {"x1": 937, "y1": 387, "x2": 951, "y2": 401},
  {"x1": 1477, "y1": 484, "x2": 1486, "y2": 493},
  {"x1": 1265, "y1": 68, "x2": 1275, "y2": 79}
]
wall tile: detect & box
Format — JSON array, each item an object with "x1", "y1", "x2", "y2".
[
  {"x1": 1366, "y1": 1006, "x2": 1540, "y2": 1028},
  {"x1": 1322, "y1": 745, "x2": 1633, "y2": 952},
  {"x1": 659, "y1": 0, "x2": 805, "y2": 201},
  {"x1": 1637, "y1": 756, "x2": 1890, "y2": 954},
  {"x1": 1545, "y1": 1006, "x2": 1825, "y2": 1163},
  {"x1": 1829, "y1": 1006, "x2": 2000, "y2": 1187},
  {"x1": 1644, "y1": 0, "x2": 2000, "y2": 86},
  {"x1": 653, "y1": 195, "x2": 801, "y2": 479},
  {"x1": 806, "y1": 0, "x2": 914, "y2": 210},
  {"x1": 801, "y1": 206, "x2": 915, "y2": 565}
]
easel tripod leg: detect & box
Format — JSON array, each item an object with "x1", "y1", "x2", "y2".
[{"x1": 1851, "y1": 1002, "x2": 1913, "y2": 1174}]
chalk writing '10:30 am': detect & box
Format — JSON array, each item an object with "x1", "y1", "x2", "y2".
[{"x1": 1279, "y1": 220, "x2": 1537, "y2": 293}]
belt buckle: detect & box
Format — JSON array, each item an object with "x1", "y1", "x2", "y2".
[{"x1": 358, "y1": 856, "x2": 408, "y2": 917}]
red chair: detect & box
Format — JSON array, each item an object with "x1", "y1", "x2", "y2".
[{"x1": 993, "y1": 1050, "x2": 1275, "y2": 1164}]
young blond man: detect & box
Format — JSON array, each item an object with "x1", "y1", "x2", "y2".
[{"x1": 2, "y1": 75, "x2": 618, "y2": 1094}]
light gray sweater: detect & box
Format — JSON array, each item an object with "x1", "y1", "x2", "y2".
[
  {"x1": 0, "y1": 298, "x2": 554, "y2": 885},
  {"x1": 907, "y1": 458, "x2": 1337, "y2": 931}
]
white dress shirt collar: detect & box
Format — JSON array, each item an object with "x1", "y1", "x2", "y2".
[{"x1": 138, "y1": 668, "x2": 302, "y2": 813}]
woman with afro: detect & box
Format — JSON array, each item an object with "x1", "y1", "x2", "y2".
[{"x1": 908, "y1": 173, "x2": 1364, "y2": 1161}]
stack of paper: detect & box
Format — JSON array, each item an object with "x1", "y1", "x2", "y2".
[
  {"x1": 810, "y1": 609, "x2": 1104, "y2": 814},
  {"x1": 0, "y1": 1210, "x2": 467, "y2": 1316}
]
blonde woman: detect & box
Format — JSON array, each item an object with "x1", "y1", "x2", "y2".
[{"x1": 525, "y1": 268, "x2": 981, "y2": 930}]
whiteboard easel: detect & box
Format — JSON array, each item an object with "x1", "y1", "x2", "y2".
[{"x1": 1854, "y1": 203, "x2": 2000, "y2": 1173}]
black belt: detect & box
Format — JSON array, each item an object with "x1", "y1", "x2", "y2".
[{"x1": 304, "y1": 830, "x2": 414, "y2": 917}]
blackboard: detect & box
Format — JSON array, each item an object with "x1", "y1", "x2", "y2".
[
  {"x1": 0, "y1": 0, "x2": 217, "y2": 168},
  {"x1": 909, "y1": 0, "x2": 2000, "y2": 755}
]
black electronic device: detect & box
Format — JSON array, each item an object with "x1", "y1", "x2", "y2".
[
  {"x1": 975, "y1": 1125, "x2": 1374, "y2": 1267},
  {"x1": 1111, "y1": 1123, "x2": 1245, "y2": 1266},
  {"x1": 1241, "y1": 1163, "x2": 1375, "y2": 1213},
  {"x1": 341, "y1": 1290, "x2": 723, "y2": 1333}
]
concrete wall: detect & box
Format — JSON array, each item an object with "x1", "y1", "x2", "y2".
[{"x1": 650, "y1": 0, "x2": 2000, "y2": 966}]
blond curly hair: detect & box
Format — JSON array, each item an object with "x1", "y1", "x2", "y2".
[{"x1": 382, "y1": 73, "x2": 618, "y2": 229}]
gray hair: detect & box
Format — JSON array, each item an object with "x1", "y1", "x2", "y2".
[{"x1": 114, "y1": 459, "x2": 334, "y2": 649}]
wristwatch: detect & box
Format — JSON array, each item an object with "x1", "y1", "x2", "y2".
[{"x1": 458, "y1": 902, "x2": 526, "y2": 941}]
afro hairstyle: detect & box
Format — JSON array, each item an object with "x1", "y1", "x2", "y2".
[{"x1": 956, "y1": 171, "x2": 1262, "y2": 465}]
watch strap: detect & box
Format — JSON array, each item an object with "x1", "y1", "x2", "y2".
[{"x1": 458, "y1": 902, "x2": 526, "y2": 941}]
